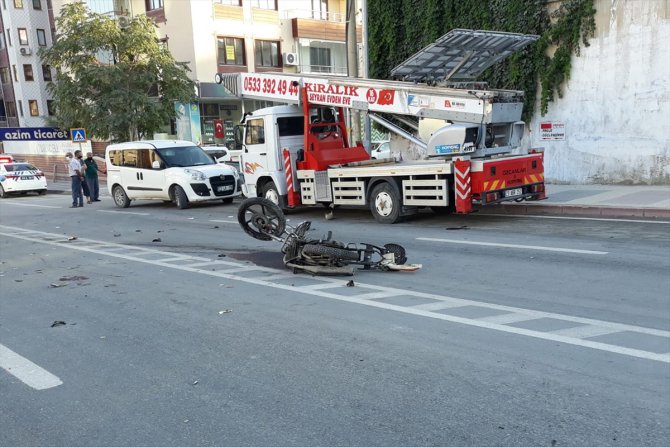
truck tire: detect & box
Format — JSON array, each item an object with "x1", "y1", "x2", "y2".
[
  {"x1": 237, "y1": 197, "x2": 286, "y2": 241},
  {"x1": 302, "y1": 244, "x2": 360, "y2": 261},
  {"x1": 173, "y1": 185, "x2": 189, "y2": 209},
  {"x1": 261, "y1": 181, "x2": 281, "y2": 206},
  {"x1": 369, "y1": 182, "x2": 401, "y2": 224},
  {"x1": 112, "y1": 185, "x2": 131, "y2": 208}
]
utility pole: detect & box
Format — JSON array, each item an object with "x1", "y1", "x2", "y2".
[
  {"x1": 361, "y1": 0, "x2": 371, "y2": 153},
  {"x1": 346, "y1": 0, "x2": 361, "y2": 144}
]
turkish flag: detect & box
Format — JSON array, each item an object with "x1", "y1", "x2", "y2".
[
  {"x1": 377, "y1": 89, "x2": 395, "y2": 105},
  {"x1": 214, "y1": 119, "x2": 225, "y2": 139}
]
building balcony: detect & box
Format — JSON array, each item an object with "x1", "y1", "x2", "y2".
[{"x1": 290, "y1": 17, "x2": 361, "y2": 42}]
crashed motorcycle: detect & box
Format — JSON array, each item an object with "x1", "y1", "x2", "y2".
[{"x1": 237, "y1": 197, "x2": 422, "y2": 275}]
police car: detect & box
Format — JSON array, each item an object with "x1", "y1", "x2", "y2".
[{"x1": 0, "y1": 155, "x2": 48, "y2": 198}]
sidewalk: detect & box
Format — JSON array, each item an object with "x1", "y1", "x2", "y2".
[{"x1": 45, "y1": 180, "x2": 670, "y2": 219}]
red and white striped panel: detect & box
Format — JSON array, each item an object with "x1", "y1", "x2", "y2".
[{"x1": 454, "y1": 160, "x2": 472, "y2": 213}]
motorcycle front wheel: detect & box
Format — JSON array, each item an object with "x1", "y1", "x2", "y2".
[{"x1": 237, "y1": 197, "x2": 286, "y2": 241}]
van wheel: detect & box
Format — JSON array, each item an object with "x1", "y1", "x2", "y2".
[
  {"x1": 261, "y1": 181, "x2": 280, "y2": 206},
  {"x1": 112, "y1": 185, "x2": 131, "y2": 208},
  {"x1": 173, "y1": 185, "x2": 190, "y2": 209},
  {"x1": 370, "y1": 182, "x2": 401, "y2": 224},
  {"x1": 0, "y1": 185, "x2": 6, "y2": 198},
  {"x1": 38, "y1": 189, "x2": 47, "y2": 195}
]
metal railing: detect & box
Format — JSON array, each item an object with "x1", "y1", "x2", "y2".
[{"x1": 282, "y1": 9, "x2": 345, "y2": 22}]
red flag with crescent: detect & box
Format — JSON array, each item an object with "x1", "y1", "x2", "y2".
[
  {"x1": 377, "y1": 89, "x2": 395, "y2": 105},
  {"x1": 214, "y1": 120, "x2": 225, "y2": 139}
]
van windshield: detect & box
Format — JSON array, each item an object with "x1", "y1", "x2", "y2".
[{"x1": 155, "y1": 146, "x2": 215, "y2": 168}]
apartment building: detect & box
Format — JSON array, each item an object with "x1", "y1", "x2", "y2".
[
  {"x1": 0, "y1": 0, "x2": 55, "y2": 128},
  {"x1": 148, "y1": 0, "x2": 358, "y2": 146}
]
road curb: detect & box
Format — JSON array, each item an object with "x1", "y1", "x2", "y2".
[{"x1": 478, "y1": 204, "x2": 670, "y2": 219}]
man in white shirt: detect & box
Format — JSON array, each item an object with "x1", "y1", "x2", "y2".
[{"x1": 67, "y1": 150, "x2": 84, "y2": 207}]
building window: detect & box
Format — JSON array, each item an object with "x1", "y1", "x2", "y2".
[
  {"x1": 6, "y1": 101, "x2": 16, "y2": 117},
  {"x1": 215, "y1": 0, "x2": 241, "y2": 5},
  {"x1": 312, "y1": 0, "x2": 328, "y2": 19},
  {"x1": 255, "y1": 40, "x2": 280, "y2": 68},
  {"x1": 310, "y1": 47, "x2": 331, "y2": 73},
  {"x1": 36, "y1": 29, "x2": 46, "y2": 46},
  {"x1": 14, "y1": 0, "x2": 23, "y2": 8},
  {"x1": 29, "y1": 100, "x2": 39, "y2": 116},
  {"x1": 17, "y1": 28, "x2": 28, "y2": 45},
  {"x1": 145, "y1": 0, "x2": 163, "y2": 11},
  {"x1": 217, "y1": 37, "x2": 244, "y2": 66},
  {"x1": 250, "y1": 0, "x2": 276, "y2": 9},
  {"x1": 0, "y1": 67, "x2": 9, "y2": 84},
  {"x1": 23, "y1": 64, "x2": 33, "y2": 81},
  {"x1": 32, "y1": 0, "x2": 41, "y2": 9},
  {"x1": 47, "y1": 100, "x2": 55, "y2": 116},
  {"x1": 42, "y1": 64, "x2": 52, "y2": 81}
]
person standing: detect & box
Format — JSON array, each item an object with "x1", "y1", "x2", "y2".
[
  {"x1": 68, "y1": 150, "x2": 84, "y2": 208},
  {"x1": 84, "y1": 152, "x2": 101, "y2": 202},
  {"x1": 78, "y1": 154, "x2": 91, "y2": 204}
]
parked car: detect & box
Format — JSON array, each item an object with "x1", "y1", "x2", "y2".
[
  {"x1": 370, "y1": 141, "x2": 391, "y2": 159},
  {"x1": 105, "y1": 140, "x2": 242, "y2": 209},
  {"x1": 0, "y1": 156, "x2": 48, "y2": 198}
]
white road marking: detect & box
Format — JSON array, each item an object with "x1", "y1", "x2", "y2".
[
  {"x1": 0, "y1": 344, "x2": 63, "y2": 390},
  {"x1": 209, "y1": 219, "x2": 238, "y2": 224},
  {"x1": 549, "y1": 325, "x2": 622, "y2": 339},
  {"x1": 499, "y1": 214, "x2": 670, "y2": 225},
  {"x1": 1, "y1": 225, "x2": 668, "y2": 364},
  {"x1": 0, "y1": 202, "x2": 60, "y2": 209},
  {"x1": 416, "y1": 237, "x2": 609, "y2": 255},
  {"x1": 412, "y1": 301, "x2": 466, "y2": 311},
  {"x1": 97, "y1": 210, "x2": 150, "y2": 216},
  {"x1": 479, "y1": 313, "x2": 540, "y2": 325}
]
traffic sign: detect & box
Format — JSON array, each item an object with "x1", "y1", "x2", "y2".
[{"x1": 70, "y1": 128, "x2": 87, "y2": 143}]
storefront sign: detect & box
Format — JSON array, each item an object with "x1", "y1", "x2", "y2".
[{"x1": 0, "y1": 127, "x2": 69, "y2": 141}]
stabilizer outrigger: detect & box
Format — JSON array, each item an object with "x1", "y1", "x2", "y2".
[{"x1": 237, "y1": 198, "x2": 422, "y2": 276}]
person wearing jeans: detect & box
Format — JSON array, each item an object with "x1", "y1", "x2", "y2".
[{"x1": 67, "y1": 150, "x2": 84, "y2": 207}]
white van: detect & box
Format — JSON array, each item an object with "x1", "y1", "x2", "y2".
[{"x1": 105, "y1": 140, "x2": 241, "y2": 209}]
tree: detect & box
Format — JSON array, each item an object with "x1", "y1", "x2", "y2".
[{"x1": 40, "y1": 2, "x2": 196, "y2": 142}]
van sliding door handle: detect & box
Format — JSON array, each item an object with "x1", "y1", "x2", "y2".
[{"x1": 259, "y1": 153, "x2": 266, "y2": 156}]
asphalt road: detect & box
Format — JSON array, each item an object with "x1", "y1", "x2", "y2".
[{"x1": 1, "y1": 194, "x2": 669, "y2": 447}]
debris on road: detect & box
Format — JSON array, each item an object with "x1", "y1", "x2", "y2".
[
  {"x1": 59, "y1": 275, "x2": 88, "y2": 281},
  {"x1": 67, "y1": 236, "x2": 78, "y2": 241},
  {"x1": 217, "y1": 254, "x2": 226, "y2": 257},
  {"x1": 152, "y1": 238, "x2": 162, "y2": 243},
  {"x1": 50, "y1": 320, "x2": 67, "y2": 327},
  {"x1": 219, "y1": 309, "x2": 232, "y2": 314},
  {"x1": 49, "y1": 283, "x2": 66, "y2": 288},
  {"x1": 113, "y1": 233, "x2": 121, "y2": 237},
  {"x1": 446, "y1": 226, "x2": 469, "y2": 230},
  {"x1": 346, "y1": 280, "x2": 355, "y2": 287}
]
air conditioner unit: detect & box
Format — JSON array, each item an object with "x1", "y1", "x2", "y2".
[
  {"x1": 19, "y1": 47, "x2": 32, "y2": 56},
  {"x1": 283, "y1": 52, "x2": 299, "y2": 66},
  {"x1": 117, "y1": 16, "x2": 131, "y2": 28}
]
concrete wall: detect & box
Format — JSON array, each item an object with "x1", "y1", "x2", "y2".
[{"x1": 530, "y1": 0, "x2": 670, "y2": 184}]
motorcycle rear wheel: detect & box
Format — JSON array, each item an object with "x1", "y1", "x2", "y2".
[{"x1": 302, "y1": 244, "x2": 360, "y2": 261}]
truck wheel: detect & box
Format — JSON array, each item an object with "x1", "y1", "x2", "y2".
[
  {"x1": 370, "y1": 182, "x2": 401, "y2": 224},
  {"x1": 173, "y1": 185, "x2": 190, "y2": 209},
  {"x1": 237, "y1": 197, "x2": 286, "y2": 241},
  {"x1": 112, "y1": 185, "x2": 131, "y2": 208},
  {"x1": 302, "y1": 244, "x2": 360, "y2": 261},
  {"x1": 261, "y1": 181, "x2": 281, "y2": 206}
]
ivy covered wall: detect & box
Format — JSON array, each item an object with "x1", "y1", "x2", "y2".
[{"x1": 368, "y1": 0, "x2": 596, "y2": 121}]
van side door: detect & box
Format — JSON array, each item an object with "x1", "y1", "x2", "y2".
[
  {"x1": 135, "y1": 148, "x2": 168, "y2": 199},
  {"x1": 120, "y1": 149, "x2": 142, "y2": 199}
]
